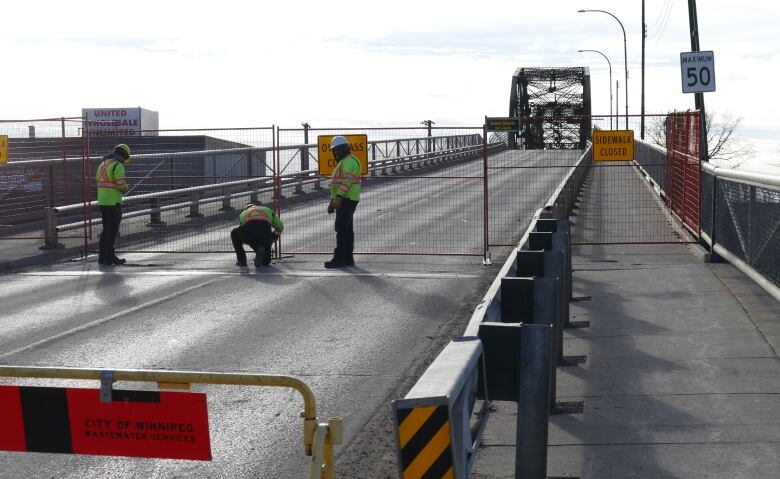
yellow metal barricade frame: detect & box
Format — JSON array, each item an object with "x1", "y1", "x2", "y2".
[{"x1": 0, "y1": 365, "x2": 342, "y2": 479}]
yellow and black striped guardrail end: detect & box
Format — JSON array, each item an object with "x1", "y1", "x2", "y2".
[{"x1": 396, "y1": 404, "x2": 454, "y2": 479}]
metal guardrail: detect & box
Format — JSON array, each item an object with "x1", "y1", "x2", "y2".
[
  {"x1": 41, "y1": 140, "x2": 501, "y2": 249},
  {"x1": 391, "y1": 338, "x2": 488, "y2": 479},
  {"x1": 701, "y1": 162, "x2": 780, "y2": 301},
  {"x1": 0, "y1": 365, "x2": 342, "y2": 479},
  {"x1": 391, "y1": 145, "x2": 590, "y2": 478}
]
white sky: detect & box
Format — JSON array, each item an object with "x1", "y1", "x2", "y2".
[{"x1": 2, "y1": 0, "x2": 779, "y2": 168}]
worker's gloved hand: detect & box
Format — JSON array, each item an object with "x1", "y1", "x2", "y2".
[
  {"x1": 271, "y1": 231, "x2": 281, "y2": 242},
  {"x1": 327, "y1": 203, "x2": 335, "y2": 215},
  {"x1": 332, "y1": 197, "x2": 342, "y2": 209}
]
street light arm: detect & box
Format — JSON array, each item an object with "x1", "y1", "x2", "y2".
[
  {"x1": 579, "y1": 9, "x2": 626, "y2": 40},
  {"x1": 578, "y1": 8, "x2": 629, "y2": 128}
]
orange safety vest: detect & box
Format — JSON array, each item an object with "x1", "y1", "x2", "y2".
[
  {"x1": 96, "y1": 159, "x2": 125, "y2": 189},
  {"x1": 241, "y1": 206, "x2": 271, "y2": 224}
]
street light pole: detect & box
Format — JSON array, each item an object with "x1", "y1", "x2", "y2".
[
  {"x1": 641, "y1": 0, "x2": 646, "y2": 139},
  {"x1": 421, "y1": 120, "x2": 435, "y2": 152},
  {"x1": 579, "y1": 49, "x2": 613, "y2": 129},
  {"x1": 579, "y1": 9, "x2": 628, "y2": 130}
]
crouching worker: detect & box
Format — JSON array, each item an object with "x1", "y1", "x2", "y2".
[{"x1": 231, "y1": 203, "x2": 284, "y2": 267}]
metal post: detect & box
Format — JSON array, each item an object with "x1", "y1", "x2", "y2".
[
  {"x1": 301, "y1": 122, "x2": 310, "y2": 171},
  {"x1": 579, "y1": 49, "x2": 612, "y2": 130},
  {"x1": 147, "y1": 198, "x2": 166, "y2": 227},
  {"x1": 40, "y1": 207, "x2": 64, "y2": 250},
  {"x1": 578, "y1": 9, "x2": 628, "y2": 129},
  {"x1": 220, "y1": 186, "x2": 233, "y2": 211},
  {"x1": 515, "y1": 324, "x2": 552, "y2": 479},
  {"x1": 688, "y1": 0, "x2": 709, "y2": 162},
  {"x1": 482, "y1": 125, "x2": 490, "y2": 264},
  {"x1": 187, "y1": 191, "x2": 203, "y2": 218},
  {"x1": 641, "y1": 0, "x2": 647, "y2": 139},
  {"x1": 710, "y1": 172, "x2": 718, "y2": 254}
]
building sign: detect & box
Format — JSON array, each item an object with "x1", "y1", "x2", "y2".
[
  {"x1": 593, "y1": 130, "x2": 634, "y2": 161},
  {"x1": 82, "y1": 108, "x2": 159, "y2": 137},
  {"x1": 680, "y1": 51, "x2": 716, "y2": 93},
  {"x1": 485, "y1": 117, "x2": 521, "y2": 132},
  {"x1": 0, "y1": 386, "x2": 212, "y2": 461},
  {"x1": 317, "y1": 135, "x2": 369, "y2": 176},
  {"x1": 0, "y1": 135, "x2": 7, "y2": 164},
  {"x1": 0, "y1": 167, "x2": 43, "y2": 192}
]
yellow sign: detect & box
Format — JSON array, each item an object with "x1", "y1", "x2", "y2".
[
  {"x1": 317, "y1": 135, "x2": 369, "y2": 176},
  {"x1": 0, "y1": 135, "x2": 8, "y2": 164},
  {"x1": 593, "y1": 130, "x2": 634, "y2": 161}
]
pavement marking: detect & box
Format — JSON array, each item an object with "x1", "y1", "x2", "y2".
[
  {"x1": 17, "y1": 270, "x2": 481, "y2": 280},
  {"x1": 0, "y1": 278, "x2": 221, "y2": 361}
]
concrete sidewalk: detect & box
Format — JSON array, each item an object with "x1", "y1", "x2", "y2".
[
  {"x1": 0, "y1": 236, "x2": 87, "y2": 273},
  {"x1": 471, "y1": 236, "x2": 780, "y2": 474}
]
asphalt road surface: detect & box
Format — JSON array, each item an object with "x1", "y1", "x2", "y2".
[{"x1": 0, "y1": 150, "x2": 580, "y2": 478}]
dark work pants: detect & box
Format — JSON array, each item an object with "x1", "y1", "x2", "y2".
[
  {"x1": 333, "y1": 199, "x2": 358, "y2": 261},
  {"x1": 99, "y1": 205, "x2": 122, "y2": 262},
  {"x1": 231, "y1": 221, "x2": 273, "y2": 264}
]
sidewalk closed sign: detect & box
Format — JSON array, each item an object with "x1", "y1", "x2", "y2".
[
  {"x1": 593, "y1": 130, "x2": 634, "y2": 161},
  {"x1": 0, "y1": 385, "x2": 212, "y2": 460},
  {"x1": 0, "y1": 135, "x2": 8, "y2": 164},
  {"x1": 317, "y1": 135, "x2": 369, "y2": 176}
]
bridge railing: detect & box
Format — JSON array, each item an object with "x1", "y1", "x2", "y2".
[
  {"x1": 701, "y1": 164, "x2": 780, "y2": 299},
  {"x1": 390, "y1": 143, "x2": 591, "y2": 478}
]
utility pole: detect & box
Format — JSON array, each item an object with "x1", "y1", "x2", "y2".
[
  {"x1": 687, "y1": 0, "x2": 709, "y2": 161},
  {"x1": 641, "y1": 0, "x2": 646, "y2": 139},
  {"x1": 301, "y1": 122, "x2": 310, "y2": 170}
]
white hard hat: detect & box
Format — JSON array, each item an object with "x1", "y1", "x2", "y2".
[{"x1": 330, "y1": 136, "x2": 349, "y2": 150}]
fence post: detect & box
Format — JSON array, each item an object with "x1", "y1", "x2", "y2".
[
  {"x1": 39, "y1": 207, "x2": 64, "y2": 250},
  {"x1": 147, "y1": 198, "x2": 166, "y2": 227},
  {"x1": 187, "y1": 191, "x2": 203, "y2": 218},
  {"x1": 46, "y1": 163, "x2": 55, "y2": 208},
  {"x1": 220, "y1": 186, "x2": 234, "y2": 211},
  {"x1": 250, "y1": 181, "x2": 260, "y2": 203},
  {"x1": 516, "y1": 323, "x2": 552, "y2": 479},
  {"x1": 293, "y1": 172, "x2": 305, "y2": 195}
]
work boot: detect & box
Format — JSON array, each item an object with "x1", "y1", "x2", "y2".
[
  {"x1": 345, "y1": 256, "x2": 355, "y2": 266},
  {"x1": 324, "y1": 258, "x2": 347, "y2": 269},
  {"x1": 254, "y1": 247, "x2": 266, "y2": 267},
  {"x1": 236, "y1": 259, "x2": 248, "y2": 267},
  {"x1": 110, "y1": 257, "x2": 126, "y2": 266}
]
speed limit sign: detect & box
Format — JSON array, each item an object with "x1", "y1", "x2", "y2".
[{"x1": 680, "y1": 51, "x2": 716, "y2": 93}]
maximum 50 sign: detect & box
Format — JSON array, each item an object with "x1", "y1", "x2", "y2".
[{"x1": 681, "y1": 51, "x2": 716, "y2": 93}]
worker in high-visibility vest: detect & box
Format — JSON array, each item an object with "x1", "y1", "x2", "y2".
[
  {"x1": 232, "y1": 202, "x2": 284, "y2": 267},
  {"x1": 96, "y1": 144, "x2": 131, "y2": 265},
  {"x1": 325, "y1": 136, "x2": 361, "y2": 268}
]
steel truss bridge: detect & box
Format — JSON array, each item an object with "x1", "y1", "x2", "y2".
[{"x1": 509, "y1": 67, "x2": 592, "y2": 150}]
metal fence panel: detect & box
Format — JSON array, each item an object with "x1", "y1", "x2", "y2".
[
  {"x1": 276, "y1": 127, "x2": 487, "y2": 258},
  {"x1": 102, "y1": 128, "x2": 276, "y2": 253},
  {"x1": 715, "y1": 178, "x2": 780, "y2": 285},
  {"x1": 666, "y1": 111, "x2": 701, "y2": 236},
  {"x1": 0, "y1": 118, "x2": 88, "y2": 241}
]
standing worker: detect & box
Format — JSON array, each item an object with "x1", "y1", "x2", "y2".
[
  {"x1": 96, "y1": 144, "x2": 131, "y2": 265},
  {"x1": 232, "y1": 202, "x2": 284, "y2": 267},
  {"x1": 325, "y1": 136, "x2": 361, "y2": 268}
]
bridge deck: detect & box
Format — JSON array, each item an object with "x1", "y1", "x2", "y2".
[{"x1": 472, "y1": 167, "x2": 780, "y2": 478}]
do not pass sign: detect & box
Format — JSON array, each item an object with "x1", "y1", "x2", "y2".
[
  {"x1": 593, "y1": 130, "x2": 634, "y2": 161},
  {"x1": 0, "y1": 135, "x2": 8, "y2": 164},
  {"x1": 317, "y1": 135, "x2": 369, "y2": 176}
]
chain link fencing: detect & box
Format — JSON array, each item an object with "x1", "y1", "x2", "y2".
[
  {"x1": 702, "y1": 167, "x2": 780, "y2": 287},
  {"x1": 276, "y1": 126, "x2": 488, "y2": 258},
  {"x1": 0, "y1": 118, "x2": 88, "y2": 241}
]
